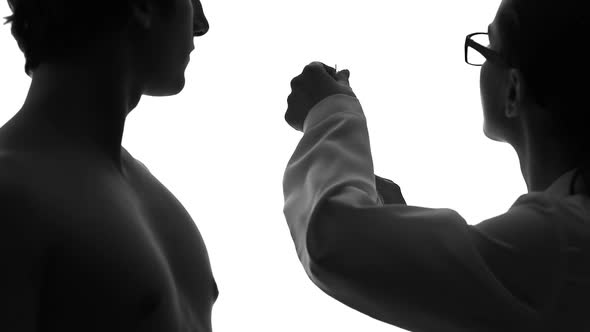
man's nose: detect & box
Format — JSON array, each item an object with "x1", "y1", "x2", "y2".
[
  {"x1": 194, "y1": 17, "x2": 209, "y2": 37},
  {"x1": 194, "y1": 16, "x2": 209, "y2": 37}
]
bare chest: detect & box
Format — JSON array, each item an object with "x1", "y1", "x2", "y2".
[{"x1": 16, "y1": 154, "x2": 217, "y2": 331}]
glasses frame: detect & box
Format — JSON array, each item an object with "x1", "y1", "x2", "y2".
[{"x1": 465, "y1": 32, "x2": 511, "y2": 67}]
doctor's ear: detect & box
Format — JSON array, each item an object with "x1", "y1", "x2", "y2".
[{"x1": 505, "y1": 68, "x2": 525, "y2": 119}]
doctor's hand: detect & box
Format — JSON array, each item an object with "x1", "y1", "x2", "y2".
[{"x1": 285, "y1": 62, "x2": 356, "y2": 131}]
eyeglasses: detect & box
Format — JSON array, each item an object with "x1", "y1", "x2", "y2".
[{"x1": 465, "y1": 32, "x2": 510, "y2": 67}]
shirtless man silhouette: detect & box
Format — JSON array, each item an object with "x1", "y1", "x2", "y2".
[{"x1": 0, "y1": 0, "x2": 217, "y2": 331}]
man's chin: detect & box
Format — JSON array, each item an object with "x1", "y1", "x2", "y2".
[{"x1": 145, "y1": 77, "x2": 186, "y2": 97}]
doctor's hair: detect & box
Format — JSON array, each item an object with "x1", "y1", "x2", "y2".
[
  {"x1": 498, "y1": 0, "x2": 590, "y2": 190},
  {"x1": 3, "y1": 0, "x2": 174, "y2": 77},
  {"x1": 498, "y1": 0, "x2": 590, "y2": 131}
]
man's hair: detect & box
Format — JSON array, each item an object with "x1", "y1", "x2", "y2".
[
  {"x1": 3, "y1": 0, "x2": 174, "y2": 76},
  {"x1": 499, "y1": 0, "x2": 590, "y2": 189}
]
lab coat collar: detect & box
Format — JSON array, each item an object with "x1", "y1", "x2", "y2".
[{"x1": 545, "y1": 168, "x2": 586, "y2": 197}]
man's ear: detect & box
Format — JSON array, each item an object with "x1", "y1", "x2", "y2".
[
  {"x1": 505, "y1": 68, "x2": 523, "y2": 119},
  {"x1": 130, "y1": 0, "x2": 155, "y2": 29}
]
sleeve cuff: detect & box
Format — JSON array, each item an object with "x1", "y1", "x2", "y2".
[{"x1": 303, "y1": 94, "x2": 365, "y2": 132}]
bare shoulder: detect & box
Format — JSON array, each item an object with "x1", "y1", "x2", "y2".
[
  {"x1": 0, "y1": 152, "x2": 46, "y2": 332},
  {"x1": 0, "y1": 151, "x2": 32, "y2": 211},
  {"x1": 0, "y1": 150, "x2": 51, "y2": 265},
  {"x1": 121, "y1": 147, "x2": 152, "y2": 177},
  {"x1": 0, "y1": 150, "x2": 40, "y2": 213},
  {"x1": 121, "y1": 148, "x2": 172, "y2": 197}
]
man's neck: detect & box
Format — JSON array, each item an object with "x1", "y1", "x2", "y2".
[{"x1": 14, "y1": 60, "x2": 142, "y2": 173}]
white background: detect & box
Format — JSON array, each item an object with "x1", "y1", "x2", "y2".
[{"x1": 0, "y1": 1, "x2": 527, "y2": 331}]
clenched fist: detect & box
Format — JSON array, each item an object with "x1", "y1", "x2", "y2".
[{"x1": 285, "y1": 62, "x2": 356, "y2": 131}]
